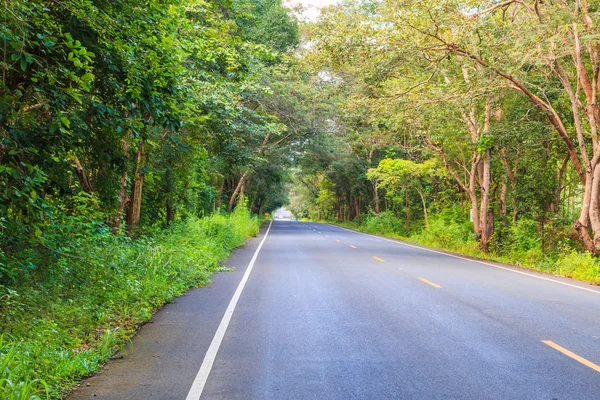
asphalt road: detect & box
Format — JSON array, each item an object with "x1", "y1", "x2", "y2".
[{"x1": 70, "y1": 220, "x2": 600, "y2": 400}]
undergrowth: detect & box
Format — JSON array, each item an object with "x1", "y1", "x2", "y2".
[{"x1": 0, "y1": 207, "x2": 260, "y2": 399}]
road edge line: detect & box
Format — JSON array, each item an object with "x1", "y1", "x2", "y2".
[
  {"x1": 324, "y1": 223, "x2": 600, "y2": 295},
  {"x1": 185, "y1": 219, "x2": 274, "y2": 400}
]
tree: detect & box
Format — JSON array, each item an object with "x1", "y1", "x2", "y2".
[{"x1": 369, "y1": 158, "x2": 445, "y2": 229}]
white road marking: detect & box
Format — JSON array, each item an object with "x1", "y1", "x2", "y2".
[
  {"x1": 329, "y1": 224, "x2": 600, "y2": 295},
  {"x1": 185, "y1": 220, "x2": 273, "y2": 400}
]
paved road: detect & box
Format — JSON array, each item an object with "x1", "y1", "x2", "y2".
[{"x1": 70, "y1": 220, "x2": 600, "y2": 400}]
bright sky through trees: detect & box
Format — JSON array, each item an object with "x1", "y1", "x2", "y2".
[{"x1": 287, "y1": 0, "x2": 338, "y2": 20}]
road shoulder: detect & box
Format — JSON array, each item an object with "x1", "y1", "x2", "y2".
[{"x1": 68, "y1": 221, "x2": 271, "y2": 400}]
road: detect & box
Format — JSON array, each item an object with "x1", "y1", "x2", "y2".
[{"x1": 70, "y1": 220, "x2": 600, "y2": 400}]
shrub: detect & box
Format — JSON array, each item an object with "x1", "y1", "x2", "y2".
[
  {"x1": 554, "y1": 251, "x2": 600, "y2": 284},
  {"x1": 363, "y1": 212, "x2": 406, "y2": 236}
]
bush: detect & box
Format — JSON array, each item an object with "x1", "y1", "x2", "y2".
[
  {"x1": 490, "y1": 218, "x2": 542, "y2": 264},
  {"x1": 554, "y1": 251, "x2": 600, "y2": 284},
  {"x1": 363, "y1": 212, "x2": 406, "y2": 236},
  {"x1": 0, "y1": 207, "x2": 260, "y2": 399},
  {"x1": 413, "y1": 217, "x2": 478, "y2": 255}
]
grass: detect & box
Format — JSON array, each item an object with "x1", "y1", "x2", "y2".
[
  {"x1": 0, "y1": 207, "x2": 261, "y2": 399},
  {"x1": 320, "y1": 212, "x2": 600, "y2": 286}
]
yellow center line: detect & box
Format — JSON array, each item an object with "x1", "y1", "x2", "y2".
[
  {"x1": 372, "y1": 256, "x2": 385, "y2": 262},
  {"x1": 335, "y1": 239, "x2": 341, "y2": 242},
  {"x1": 318, "y1": 231, "x2": 322, "y2": 234},
  {"x1": 542, "y1": 340, "x2": 600, "y2": 373},
  {"x1": 325, "y1": 235, "x2": 330, "y2": 238},
  {"x1": 349, "y1": 245, "x2": 357, "y2": 249},
  {"x1": 418, "y1": 277, "x2": 442, "y2": 288}
]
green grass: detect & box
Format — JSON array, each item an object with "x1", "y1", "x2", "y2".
[
  {"x1": 321, "y1": 213, "x2": 600, "y2": 286},
  {"x1": 0, "y1": 207, "x2": 261, "y2": 399}
]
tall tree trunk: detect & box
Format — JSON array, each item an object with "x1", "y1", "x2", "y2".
[
  {"x1": 126, "y1": 142, "x2": 145, "y2": 235},
  {"x1": 479, "y1": 99, "x2": 494, "y2": 252},
  {"x1": 469, "y1": 156, "x2": 481, "y2": 237},
  {"x1": 479, "y1": 148, "x2": 492, "y2": 252},
  {"x1": 498, "y1": 149, "x2": 509, "y2": 223},
  {"x1": 228, "y1": 171, "x2": 249, "y2": 212}
]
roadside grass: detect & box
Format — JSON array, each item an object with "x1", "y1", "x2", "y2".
[
  {"x1": 0, "y1": 207, "x2": 261, "y2": 399},
  {"x1": 321, "y1": 213, "x2": 600, "y2": 286}
]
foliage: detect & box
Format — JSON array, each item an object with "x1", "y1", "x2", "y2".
[
  {"x1": 0, "y1": 0, "x2": 297, "y2": 397},
  {"x1": 289, "y1": 0, "x2": 600, "y2": 279},
  {"x1": 0, "y1": 208, "x2": 260, "y2": 399}
]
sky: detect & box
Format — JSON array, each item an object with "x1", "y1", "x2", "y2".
[{"x1": 286, "y1": 0, "x2": 339, "y2": 21}]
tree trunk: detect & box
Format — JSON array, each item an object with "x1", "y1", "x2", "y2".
[
  {"x1": 553, "y1": 155, "x2": 570, "y2": 213},
  {"x1": 588, "y1": 163, "x2": 600, "y2": 249},
  {"x1": 239, "y1": 178, "x2": 246, "y2": 205},
  {"x1": 355, "y1": 197, "x2": 361, "y2": 226},
  {"x1": 109, "y1": 172, "x2": 129, "y2": 232},
  {"x1": 405, "y1": 187, "x2": 410, "y2": 231},
  {"x1": 126, "y1": 142, "x2": 145, "y2": 235},
  {"x1": 73, "y1": 154, "x2": 93, "y2": 194},
  {"x1": 373, "y1": 179, "x2": 380, "y2": 214},
  {"x1": 228, "y1": 171, "x2": 249, "y2": 212},
  {"x1": 108, "y1": 139, "x2": 130, "y2": 233},
  {"x1": 479, "y1": 148, "x2": 492, "y2": 252},
  {"x1": 416, "y1": 188, "x2": 428, "y2": 229}
]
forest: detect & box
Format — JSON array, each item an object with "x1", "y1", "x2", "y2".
[
  {"x1": 290, "y1": 0, "x2": 600, "y2": 284},
  {"x1": 2, "y1": 0, "x2": 600, "y2": 398}
]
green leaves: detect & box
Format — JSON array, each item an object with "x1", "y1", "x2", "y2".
[
  {"x1": 80, "y1": 73, "x2": 94, "y2": 83},
  {"x1": 475, "y1": 134, "x2": 494, "y2": 153}
]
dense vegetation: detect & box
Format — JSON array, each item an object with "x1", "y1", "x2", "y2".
[
  {"x1": 3, "y1": 0, "x2": 600, "y2": 398},
  {"x1": 1, "y1": 208, "x2": 259, "y2": 399},
  {"x1": 1, "y1": 0, "x2": 299, "y2": 398},
  {"x1": 288, "y1": 0, "x2": 600, "y2": 283}
]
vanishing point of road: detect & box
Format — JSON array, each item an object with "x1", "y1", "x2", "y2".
[{"x1": 70, "y1": 219, "x2": 600, "y2": 399}]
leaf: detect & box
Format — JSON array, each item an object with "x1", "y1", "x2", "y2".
[{"x1": 81, "y1": 72, "x2": 94, "y2": 82}]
